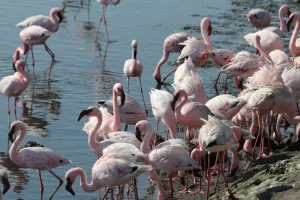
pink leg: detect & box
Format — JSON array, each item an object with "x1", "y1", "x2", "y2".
[
  {"x1": 194, "y1": 157, "x2": 204, "y2": 194},
  {"x1": 115, "y1": 185, "x2": 121, "y2": 200},
  {"x1": 48, "y1": 170, "x2": 63, "y2": 200},
  {"x1": 37, "y1": 170, "x2": 44, "y2": 200},
  {"x1": 7, "y1": 97, "x2": 10, "y2": 126},
  {"x1": 139, "y1": 77, "x2": 148, "y2": 114},
  {"x1": 154, "y1": 119, "x2": 159, "y2": 146},
  {"x1": 102, "y1": 188, "x2": 111, "y2": 199},
  {"x1": 211, "y1": 152, "x2": 219, "y2": 176},
  {"x1": 44, "y1": 44, "x2": 56, "y2": 62},
  {"x1": 165, "y1": 129, "x2": 169, "y2": 141},
  {"x1": 252, "y1": 113, "x2": 261, "y2": 158},
  {"x1": 214, "y1": 71, "x2": 221, "y2": 95},
  {"x1": 31, "y1": 46, "x2": 35, "y2": 68},
  {"x1": 206, "y1": 153, "x2": 211, "y2": 200},
  {"x1": 14, "y1": 97, "x2": 17, "y2": 121},
  {"x1": 224, "y1": 74, "x2": 229, "y2": 94},
  {"x1": 244, "y1": 112, "x2": 258, "y2": 160},
  {"x1": 169, "y1": 174, "x2": 173, "y2": 200},
  {"x1": 133, "y1": 179, "x2": 138, "y2": 200},
  {"x1": 127, "y1": 78, "x2": 130, "y2": 94},
  {"x1": 275, "y1": 114, "x2": 283, "y2": 141},
  {"x1": 214, "y1": 152, "x2": 221, "y2": 194},
  {"x1": 222, "y1": 152, "x2": 233, "y2": 197},
  {"x1": 179, "y1": 171, "x2": 191, "y2": 194},
  {"x1": 102, "y1": 5, "x2": 109, "y2": 42},
  {"x1": 126, "y1": 183, "x2": 130, "y2": 198},
  {"x1": 267, "y1": 112, "x2": 273, "y2": 156}
]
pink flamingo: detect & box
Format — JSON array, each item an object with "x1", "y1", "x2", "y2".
[
  {"x1": 0, "y1": 60, "x2": 30, "y2": 124},
  {"x1": 244, "y1": 29, "x2": 283, "y2": 54},
  {"x1": 153, "y1": 32, "x2": 191, "y2": 84},
  {"x1": 0, "y1": 170, "x2": 10, "y2": 199},
  {"x1": 16, "y1": 7, "x2": 63, "y2": 32},
  {"x1": 177, "y1": 17, "x2": 212, "y2": 66},
  {"x1": 123, "y1": 40, "x2": 147, "y2": 113},
  {"x1": 207, "y1": 49, "x2": 236, "y2": 94},
  {"x1": 97, "y1": 93, "x2": 146, "y2": 131},
  {"x1": 172, "y1": 89, "x2": 214, "y2": 141},
  {"x1": 247, "y1": 8, "x2": 271, "y2": 30},
  {"x1": 65, "y1": 153, "x2": 152, "y2": 199},
  {"x1": 82, "y1": 83, "x2": 125, "y2": 141},
  {"x1": 96, "y1": 0, "x2": 120, "y2": 42},
  {"x1": 149, "y1": 88, "x2": 176, "y2": 145},
  {"x1": 286, "y1": 13, "x2": 300, "y2": 68},
  {"x1": 136, "y1": 121, "x2": 201, "y2": 199},
  {"x1": 12, "y1": 25, "x2": 55, "y2": 80},
  {"x1": 263, "y1": 5, "x2": 291, "y2": 36},
  {"x1": 8, "y1": 121, "x2": 71, "y2": 200}
]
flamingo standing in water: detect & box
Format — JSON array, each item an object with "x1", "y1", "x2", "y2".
[
  {"x1": 96, "y1": 0, "x2": 120, "y2": 42},
  {"x1": 0, "y1": 170, "x2": 10, "y2": 200},
  {"x1": 0, "y1": 60, "x2": 31, "y2": 124},
  {"x1": 124, "y1": 40, "x2": 147, "y2": 113},
  {"x1": 153, "y1": 32, "x2": 191, "y2": 84},
  {"x1": 247, "y1": 8, "x2": 271, "y2": 30},
  {"x1": 8, "y1": 121, "x2": 71, "y2": 200},
  {"x1": 286, "y1": 13, "x2": 300, "y2": 67},
  {"x1": 12, "y1": 25, "x2": 55, "y2": 80}
]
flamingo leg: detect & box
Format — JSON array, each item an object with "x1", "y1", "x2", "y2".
[
  {"x1": 97, "y1": 5, "x2": 104, "y2": 33},
  {"x1": 161, "y1": 66, "x2": 178, "y2": 83},
  {"x1": 31, "y1": 46, "x2": 35, "y2": 68},
  {"x1": 154, "y1": 119, "x2": 159, "y2": 146},
  {"x1": 206, "y1": 153, "x2": 211, "y2": 200},
  {"x1": 138, "y1": 77, "x2": 148, "y2": 114},
  {"x1": 124, "y1": 124, "x2": 128, "y2": 131},
  {"x1": 115, "y1": 185, "x2": 120, "y2": 200},
  {"x1": 211, "y1": 152, "x2": 219, "y2": 176},
  {"x1": 179, "y1": 171, "x2": 191, "y2": 193},
  {"x1": 24, "y1": 48, "x2": 30, "y2": 68},
  {"x1": 48, "y1": 56, "x2": 55, "y2": 81},
  {"x1": 48, "y1": 170, "x2": 63, "y2": 200},
  {"x1": 102, "y1": 5, "x2": 109, "y2": 42},
  {"x1": 127, "y1": 77, "x2": 130, "y2": 94},
  {"x1": 7, "y1": 97, "x2": 10, "y2": 126},
  {"x1": 126, "y1": 183, "x2": 130, "y2": 198},
  {"x1": 214, "y1": 152, "x2": 221, "y2": 194},
  {"x1": 37, "y1": 170, "x2": 44, "y2": 200},
  {"x1": 14, "y1": 97, "x2": 17, "y2": 121},
  {"x1": 133, "y1": 179, "x2": 138, "y2": 200},
  {"x1": 169, "y1": 174, "x2": 173, "y2": 200},
  {"x1": 267, "y1": 112, "x2": 273, "y2": 155},
  {"x1": 102, "y1": 187, "x2": 111, "y2": 199},
  {"x1": 224, "y1": 74, "x2": 229, "y2": 94},
  {"x1": 214, "y1": 71, "x2": 221, "y2": 95},
  {"x1": 194, "y1": 156, "x2": 204, "y2": 194},
  {"x1": 165, "y1": 129, "x2": 169, "y2": 141},
  {"x1": 223, "y1": 151, "x2": 233, "y2": 197},
  {"x1": 44, "y1": 44, "x2": 56, "y2": 63}
]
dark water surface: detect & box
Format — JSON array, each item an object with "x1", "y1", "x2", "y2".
[{"x1": 0, "y1": 0, "x2": 299, "y2": 199}]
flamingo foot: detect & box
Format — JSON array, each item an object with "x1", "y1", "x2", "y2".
[
  {"x1": 164, "y1": 176, "x2": 177, "y2": 181},
  {"x1": 178, "y1": 188, "x2": 192, "y2": 194},
  {"x1": 205, "y1": 178, "x2": 215, "y2": 183},
  {"x1": 192, "y1": 189, "x2": 204, "y2": 194},
  {"x1": 210, "y1": 170, "x2": 218, "y2": 176}
]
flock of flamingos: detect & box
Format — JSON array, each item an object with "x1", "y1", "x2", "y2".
[{"x1": 2, "y1": 1, "x2": 300, "y2": 200}]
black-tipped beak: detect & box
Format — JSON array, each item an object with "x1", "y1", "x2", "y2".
[
  {"x1": 78, "y1": 109, "x2": 92, "y2": 121},
  {"x1": 286, "y1": 16, "x2": 294, "y2": 32},
  {"x1": 171, "y1": 94, "x2": 179, "y2": 111},
  {"x1": 135, "y1": 127, "x2": 142, "y2": 142},
  {"x1": 287, "y1": 9, "x2": 291, "y2": 18},
  {"x1": 8, "y1": 126, "x2": 15, "y2": 143},
  {"x1": 12, "y1": 62, "x2": 17, "y2": 72},
  {"x1": 2, "y1": 177, "x2": 10, "y2": 195},
  {"x1": 58, "y1": 12, "x2": 64, "y2": 23},
  {"x1": 133, "y1": 48, "x2": 137, "y2": 60},
  {"x1": 65, "y1": 180, "x2": 75, "y2": 196},
  {"x1": 208, "y1": 23, "x2": 212, "y2": 36},
  {"x1": 120, "y1": 90, "x2": 126, "y2": 107}
]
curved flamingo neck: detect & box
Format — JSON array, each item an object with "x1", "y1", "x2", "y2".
[
  {"x1": 140, "y1": 125, "x2": 152, "y2": 154},
  {"x1": 13, "y1": 45, "x2": 29, "y2": 63},
  {"x1": 10, "y1": 128, "x2": 26, "y2": 162},
  {"x1": 76, "y1": 168, "x2": 98, "y2": 192},
  {"x1": 88, "y1": 115, "x2": 102, "y2": 156},
  {"x1": 154, "y1": 50, "x2": 170, "y2": 80},
  {"x1": 50, "y1": 10, "x2": 59, "y2": 32},
  {"x1": 201, "y1": 24, "x2": 212, "y2": 49},
  {"x1": 175, "y1": 93, "x2": 188, "y2": 114},
  {"x1": 290, "y1": 17, "x2": 300, "y2": 57},
  {"x1": 112, "y1": 89, "x2": 121, "y2": 131},
  {"x1": 255, "y1": 38, "x2": 273, "y2": 63},
  {"x1": 278, "y1": 9, "x2": 285, "y2": 32}
]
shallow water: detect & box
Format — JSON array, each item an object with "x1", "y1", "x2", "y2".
[{"x1": 0, "y1": 0, "x2": 299, "y2": 199}]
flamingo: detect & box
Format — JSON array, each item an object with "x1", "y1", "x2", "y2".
[
  {"x1": 96, "y1": 0, "x2": 120, "y2": 42},
  {"x1": 135, "y1": 121, "x2": 201, "y2": 199},
  {"x1": 12, "y1": 25, "x2": 55, "y2": 80},
  {"x1": 123, "y1": 40, "x2": 147, "y2": 113},
  {"x1": 82, "y1": 83, "x2": 125, "y2": 141},
  {"x1": 149, "y1": 88, "x2": 176, "y2": 145},
  {"x1": 97, "y1": 93, "x2": 146, "y2": 131},
  {"x1": 0, "y1": 170, "x2": 10, "y2": 200},
  {"x1": 177, "y1": 17, "x2": 212, "y2": 66},
  {"x1": 153, "y1": 32, "x2": 191, "y2": 84},
  {"x1": 16, "y1": 7, "x2": 63, "y2": 33},
  {"x1": 286, "y1": 13, "x2": 300, "y2": 67},
  {"x1": 65, "y1": 153, "x2": 152, "y2": 199},
  {"x1": 207, "y1": 49, "x2": 236, "y2": 94},
  {"x1": 247, "y1": 8, "x2": 271, "y2": 30},
  {"x1": 263, "y1": 5, "x2": 291, "y2": 36},
  {"x1": 0, "y1": 60, "x2": 31, "y2": 124},
  {"x1": 8, "y1": 121, "x2": 71, "y2": 200},
  {"x1": 244, "y1": 29, "x2": 283, "y2": 54}
]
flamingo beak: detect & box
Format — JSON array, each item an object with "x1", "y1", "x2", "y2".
[
  {"x1": 286, "y1": 15, "x2": 295, "y2": 32},
  {"x1": 58, "y1": 12, "x2": 64, "y2": 23},
  {"x1": 287, "y1": 8, "x2": 291, "y2": 18},
  {"x1": 65, "y1": 179, "x2": 75, "y2": 196},
  {"x1": 135, "y1": 127, "x2": 143, "y2": 142},
  {"x1": 120, "y1": 90, "x2": 126, "y2": 107},
  {"x1": 12, "y1": 62, "x2": 17, "y2": 72},
  {"x1": 78, "y1": 109, "x2": 93, "y2": 121},
  {"x1": 171, "y1": 93, "x2": 180, "y2": 111},
  {"x1": 208, "y1": 23, "x2": 212, "y2": 36},
  {"x1": 2, "y1": 177, "x2": 10, "y2": 195},
  {"x1": 8, "y1": 126, "x2": 15, "y2": 143}
]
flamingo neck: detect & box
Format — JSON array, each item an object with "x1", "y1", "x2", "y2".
[
  {"x1": 140, "y1": 126, "x2": 152, "y2": 154},
  {"x1": 154, "y1": 50, "x2": 170, "y2": 81},
  {"x1": 290, "y1": 17, "x2": 300, "y2": 57},
  {"x1": 88, "y1": 115, "x2": 102, "y2": 156},
  {"x1": 255, "y1": 38, "x2": 273, "y2": 63},
  {"x1": 10, "y1": 128, "x2": 26, "y2": 162},
  {"x1": 175, "y1": 95, "x2": 188, "y2": 117},
  {"x1": 112, "y1": 90, "x2": 121, "y2": 131},
  {"x1": 278, "y1": 10, "x2": 285, "y2": 32},
  {"x1": 201, "y1": 25, "x2": 212, "y2": 49},
  {"x1": 76, "y1": 168, "x2": 99, "y2": 192},
  {"x1": 50, "y1": 10, "x2": 59, "y2": 32},
  {"x1": 13, "y1": 46, "x2": 29, "y2": 63}
]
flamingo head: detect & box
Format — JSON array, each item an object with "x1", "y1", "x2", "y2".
[
  {"x1": 113, "y1": 83, "x2": 126, "y2": 107},
  {"x1": 201, "y1": 17, "x2": 212, "y2": 36},
  {"x1": 135, "y1": 126, "x2": 143, "y2": 142},
  {"x1": 131, "y1": 40, "x2": 137, "y2": 59},
  {"x1": 171, "y1": 90, "x2": 188, "y2": 110},
  {"x1": 135, "y1": 120, "x2": 150, "y2": 142},
  {"x1": 65, "y1": 168, "x2": 80, "y2": 196},
  {"x1": 0, "y1": 171, "x2": 10, "y2": 195},
  {"x1": 279, "y1": 5, "x2": 291, "y2": 18},
  {"x1": 52, "y1": 7, "x2": 64, "y2": 23},
  {"x1": 15, "y1": 60, "x2": 25, "y2": 72},
  {"x1": 78, "y1": 106, "x2": 102, "y2": 121},
  {"x1": 8, "y1": 121, "x2": 25, "y2": 143},
  {"x1": 153, "y1": 69, "x2": 162, "y2": 84},
  {"x1": 286, "y1": 13, "x2": 297, "y2": 32}
]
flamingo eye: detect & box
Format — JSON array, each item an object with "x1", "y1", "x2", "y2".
[
  {"x1": 253, "y1": 14, "x2": 259, "y2": 19},
  {"x1": 41, "y1": 33, "x2": 45, "y2": 37},
  {"x1": 211, "y1": 52, "x2": 216, "y2": 56}
]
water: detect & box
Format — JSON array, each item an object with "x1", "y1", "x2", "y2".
[{"x1": 0, "y1": 0, "x2": 299, "y2": 199}]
